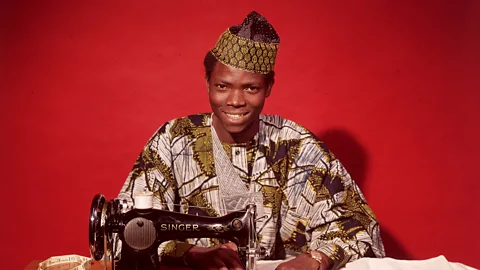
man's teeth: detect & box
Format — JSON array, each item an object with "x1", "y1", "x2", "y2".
[{"x1": 226, "y1": 113, "x2": 246, "y2": 119}]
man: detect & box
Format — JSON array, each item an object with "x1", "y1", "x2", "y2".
[{"x1": 118, "y1": 11, "x2": 384, "y2": 270}]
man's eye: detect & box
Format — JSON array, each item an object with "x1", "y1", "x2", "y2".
[
  {"x1": 245, "y1": 87, "x2": 259, "y2": 92},
  {"x1": 216, "y1": 84, "x2": 227, "y2": 90}
]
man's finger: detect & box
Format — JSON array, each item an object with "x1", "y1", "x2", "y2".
[
  {"x1": 222, "y1": 249, "x2": 245, "y2": 270},
  {"x1": 227, "y1": 259, "x2": 245, "y2": 270},
  {"x1": 208, "y1": 257, "x2": 228, "y2": 270},
  {"x1": 220, "y1": 241, "x2": 239, "y2": 252}
]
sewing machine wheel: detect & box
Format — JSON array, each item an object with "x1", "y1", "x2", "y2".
[{"x1": 89, "y1": 194, "x2": 106, "y2": 260}]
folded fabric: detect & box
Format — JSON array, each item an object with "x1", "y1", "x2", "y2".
[{"x1": 344, "y1": 256, "x2": 476, "y2": 270}]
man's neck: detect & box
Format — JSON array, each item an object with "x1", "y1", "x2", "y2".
[{"x1": 211, "y1": 116, "x2": 259, "y2": 144}]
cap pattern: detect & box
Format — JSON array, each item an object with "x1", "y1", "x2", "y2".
[{"x1": 211, "y1": 29, "x2": 279, "y2": 74}]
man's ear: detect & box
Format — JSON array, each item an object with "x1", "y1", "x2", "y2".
[
  {"x1": 206, "y1": 79, "x2": 210, "y2": 93},
  {"x1": 265, "y1": 83, "x2": 273, "y2": 97}
]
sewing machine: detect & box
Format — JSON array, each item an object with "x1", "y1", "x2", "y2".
[{"x1": 89, "y1": 192, "x2": 265, "y2": 270}]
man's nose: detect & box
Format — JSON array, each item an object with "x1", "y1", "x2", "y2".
[{"x1": 227, "y1": 89, "x2": 246, "y2": 107}]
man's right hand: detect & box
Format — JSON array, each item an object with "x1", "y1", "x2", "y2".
[{"x1": 184, "y1": 242, "x2": 244, "y2": 270}]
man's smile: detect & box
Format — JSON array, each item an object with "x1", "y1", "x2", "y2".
[{"x1": 224, "y1": 112, "x2": 249, "y2": 120}]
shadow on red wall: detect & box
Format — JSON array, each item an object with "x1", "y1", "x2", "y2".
[{"x1": 317, "y1": 129, "x2": 410, "y2": 260}]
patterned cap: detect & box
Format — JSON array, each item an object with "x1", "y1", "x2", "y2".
[{"x1": 211, "y1": 11, "x2": 280, "y2": 74}]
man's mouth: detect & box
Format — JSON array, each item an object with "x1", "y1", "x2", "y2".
[{"x1": 224, "y1": 112, "x2": 249, "y2": 120}]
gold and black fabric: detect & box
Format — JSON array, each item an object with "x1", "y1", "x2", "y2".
[
  {"x1": 119, "y1": 113, "x2": 385, "y2": 269},
  {"x1": 210, "y1": 11, "x2": 280, "y2": 74}
]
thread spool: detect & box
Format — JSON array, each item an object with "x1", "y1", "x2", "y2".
[{"x1": 134, "y1": 191, "x2": 153, "y2": 209}]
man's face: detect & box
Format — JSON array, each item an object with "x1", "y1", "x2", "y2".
[{"x1": 207, "y1": 62, "x2": 271, "y2": 143}]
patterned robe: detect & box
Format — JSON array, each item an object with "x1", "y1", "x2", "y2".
[{"x1": 118, "y1": 113, "x2": 384, "y2": 269}]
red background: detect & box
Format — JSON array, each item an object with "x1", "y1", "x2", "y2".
[{"x1": 1, "y1": 1, "x2": 479, "y2": 269}]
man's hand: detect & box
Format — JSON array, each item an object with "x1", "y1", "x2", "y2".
[
  {"x1": 276, "y1": 253, "x2": 332, "y2": 270},
  {"x1": 184, "y1": 242, "x2": 244, "y2": 270}
]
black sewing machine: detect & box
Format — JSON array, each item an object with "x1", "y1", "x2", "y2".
[{"x1": 89, "y1": 193, "x2": 265, "y2": 270}]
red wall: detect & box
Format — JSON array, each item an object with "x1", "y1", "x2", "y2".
[{"x1": 1, "y1": 1, "x2": 479, "y2": 269}]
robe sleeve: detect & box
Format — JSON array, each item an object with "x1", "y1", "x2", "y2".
[{"x1": 304, "y1": 141, "x2": 385, "y2": 269}]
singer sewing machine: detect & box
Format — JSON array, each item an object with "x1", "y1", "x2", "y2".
[{"x1": 89, "y1": 192, "x2": 265, "y2": 270}]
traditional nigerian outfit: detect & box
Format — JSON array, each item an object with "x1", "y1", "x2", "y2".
[{"x1": 118, "y1": 113, "x2": 385, "y2": 269}]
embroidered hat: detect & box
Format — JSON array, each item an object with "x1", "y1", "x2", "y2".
[{"x1": 210, "y1": 11, "x2": 280, "y2": 74}]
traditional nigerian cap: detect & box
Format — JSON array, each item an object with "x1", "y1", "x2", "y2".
[{"x1": 211, "y1": 11, "x2": 280, "y2": 74}]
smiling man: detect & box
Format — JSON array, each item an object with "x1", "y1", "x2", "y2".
[
  {"x1": 118, "y1": 11, "x2": 384, "y2": 270},
  {"x1": 208, "y1": 57, "x2": 272, "y2": 144}
]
